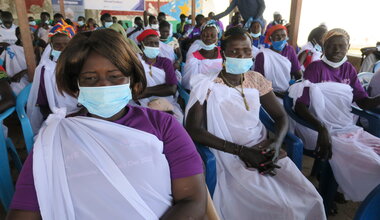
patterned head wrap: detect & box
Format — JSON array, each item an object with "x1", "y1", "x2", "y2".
[
  {"x1": 264, "y1": 24, "x2": 287, "y2": 44},
  {"x1": 322, "y1": 28, "x2": 350, "y2": 45},
  {"x1": 201, "y1": 20, "x2": 220, "y2": 33},
  {"x1": 48, "y1": 19, "x2": 76, "y2": 39}
]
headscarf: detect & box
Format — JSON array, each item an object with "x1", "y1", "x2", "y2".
[
  {"x1": 322, "y1": 28, "x2": 350, "y2": 45},
  {"x1": 245, "y1": 17, "x2": 264, "y2": 30},
  {"x1": 48, "y1": 19, "x2": 76, "y2": 39},
  {"x1": 136, "y1": 29, "x2": 159, "y2": 43},
  {"x1": 264, "y1": 24, "x2": 287, "y2": 44},
  {"x1": 201, "y1": 19, "x2": 222, "y2": 39}
]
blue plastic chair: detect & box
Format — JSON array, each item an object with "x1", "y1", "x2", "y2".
[
  {"x1": 357, "y1": 72, "x2": 374, "y2": 91},
  {"x1": 0, "y1": 106, "x2": 22, "y2": 210},
  {"x1": 354, "y1": 184, "x2": 380, "y2": 220},
  {"x1": 352, "y1": 105, "x2": 380, "y2": 138},
  {"x1": 15, "y1": 84, "x2": 34, "y2": 153}
]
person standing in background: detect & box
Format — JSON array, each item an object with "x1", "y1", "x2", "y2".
[{"x1": 213, "y1": 0, "x2": 266, "y2": 22}]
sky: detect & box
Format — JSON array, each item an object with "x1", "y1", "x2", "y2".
[{"x1": 206, "y1": 0, "x2": 380, "y2": 54}]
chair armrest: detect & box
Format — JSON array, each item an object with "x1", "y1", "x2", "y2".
[
  {"x1": 196, "y1": 143, "x2": 217, "y2": 197},
  {"x1": 351, "y1": 105, "x2": 380, "y2": 121}
]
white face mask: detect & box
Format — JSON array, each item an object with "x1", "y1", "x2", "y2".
[
  {"x1": 321, "y1": 55, "x2": 347, "y2": 68},
  {"x1": 200, "y1": 41, "x2": 216, "y2": 51},
  {"x1": 150, "y1": 24, "x2": 159, "y2": 30}
]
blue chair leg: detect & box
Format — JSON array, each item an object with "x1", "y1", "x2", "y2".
[
  {"x1": 6, "y1": 138, "x2": 22, "y2": 172},
  {"x1": 0, "y1": 136, "x2": 15, "y2": 210},
  {"x1": 319, "y1": 161, "x2": 338, "y2": 216}
]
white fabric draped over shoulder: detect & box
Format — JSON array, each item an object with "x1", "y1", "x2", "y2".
[
  {"x1": 298, "y1": 42, "x2": 322, "y2": 71},
  {"x1": 33, "y1": 109, "x2": 172, "y2": 220},
  {"x1": 260, "y1": 48, "x2": 291, "y2": 92},
  {"x1": 185, "y1": 73, "x2": 325, "y2": 220},
  {"x1": 186, "y1": 39, "x2": 202, "y2": 60},
  {"x1": 0, "y1": 45, "x2": 29, "y2": 95},
  {"x1": 289, "y1": 81, "x2": 380, "y2": 201},
  {"x1": 27, "y1": 59, "x2": 80, "y2": 134},
  {"x1": 137, "y1": 56, "x2": 183, "y2": 123},
  {"x1": 182, "y1": 50, "x2": 222, "y2": 90}
]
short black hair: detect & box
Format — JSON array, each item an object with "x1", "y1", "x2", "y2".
[
  {"x1": 221, "y1": 26, "x2": 251, "y2": 51},
  {"x1": 41, "y1": 12, "x2": 50, "y2": 18},
  {"x1": 1, "y1": 11, "x2": 12, "y2": 20},
  {"x1": 148, "y1": 15, "x2": 156, "y2": 22},
  {"x1": 134, "y1": 16, "x2": 142, "y2": 22},
  {"x1": 77, "y1": 16, "x2": 85, "y2": 20},
  {"x1": 180, "y1": 14, "x2": 187, "y2": 19},
  {"x1": 100, "y1": 13, "x2": 111, "y2": 21},
  {"x1": 54, "y1": 13, "x2": 64, "y2": 19},
  {"x1": 159, "y1": 20, "x2": 170, "y2": 29},
  {"x1": 158, "y1": 12, "x2": 166, "y2": 17}
]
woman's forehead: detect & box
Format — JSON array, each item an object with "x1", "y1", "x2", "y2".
[{"x1": 226, "y1": 35, "x2": 251, "y2": 48}]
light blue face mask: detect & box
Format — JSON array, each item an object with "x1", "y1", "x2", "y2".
[
  {"x1": 104, "y1": 21, "x2": 113, "y2": 28},
  {"x1": 29, "y1": 21, "x2": 36, "y2": 26},
  {"x1": 250, "y1": 32, "x2": 261, "y2": 38},
  {"x1": 78, "y1": 83, "x2": 132, "y2": 118},
  {"x1": 78, "y1": 21, "x2": 85, "y2": 26},
  {"x1": 50, "y1": 48, "x2": 61, "y2": 62},
  {"x1": 225, "y1": 57, "x2": 254, "y2": 74},
  {"x1": 314, "y1": 43, "x2": 322, "y2": 52},
  {"x1": 271, "y1": 39, "x2": 288, "y2": 51},
  {"x1": 143, "y1": 45, "x2": 160, "y2": 59},
  {"x1": 200, "y1": 41, "x2": 217, "y2": 51}
]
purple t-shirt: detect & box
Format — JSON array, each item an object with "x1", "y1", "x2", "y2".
[
  {"x1": 297, "y1": 60, "x2": 368, "y2": 106},
  {"x1": 188, "y1": 27, "x2": 201, "y2": 39},
  {"x1": 153, "y1": 56, "x2": 178, "y2": 85},
  {"x1": 10, "y1": 105, "x2": 203, "y2": 211},
  {"x1": 254, "y1": 44, "x2": 301, "y2": 77}
]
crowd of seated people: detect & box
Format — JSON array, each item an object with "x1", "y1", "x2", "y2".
[{"x1": 1, "y1": 8, "x2": 379, "y2": 220}]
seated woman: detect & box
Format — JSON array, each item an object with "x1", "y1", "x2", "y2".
[
  {"x1": 0, "y1": 27, "x2": 31, "y2": 95},
  {"x1": 27, "y1": 19, "x2": 79, "y2": 134},
  {"x1": 182, "y1": 21, "x2": 223, "y2": 90},
  {"x1": 135, "y1": 29, "x2": 183, "y2": 122},
  {"x1": 159, "y1": 20, "x2": 182, "y2": 81},
  {"x1": 359, "y1": 42, "x2": 380, "y2": 72},
  {"x1": 254, "y1": 24, "x2": 302, "y2": 97},
  {"x1": 298, "y1": 26, "x2": 327, "y2": 71},
  {"x1": 247, "y1": 18, "x2": 268, "y2": 53},
  {"x1": 186, "y1": 27, "x2": 325, "y2": 220},
  {"x1": 6, "y1": 29, "x2": 207, "y2": 220},
  {"x1": 291, "y1": 28, "x2": 380, "y2": 202},
  {"x1": 0, "y1": 66, "x2": 15, "y2": 113}
]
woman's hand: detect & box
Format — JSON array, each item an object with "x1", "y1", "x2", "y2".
[
  {"x1": 315, "y1": 127, "x2": 332, "y2": 160},
  {"x1": 10, "y1": 70, "x2": 27, "y2": 83}
]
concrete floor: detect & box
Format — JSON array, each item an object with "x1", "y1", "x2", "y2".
[{"x1": 0, "y1": 114, "x2": 361, "y2": 219}]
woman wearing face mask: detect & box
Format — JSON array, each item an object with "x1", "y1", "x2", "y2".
[
  {"x1": 182, "y1": 21, "x2": 223, "y2": 90},
  {"x1": 27, "y1": 19, "x2": 79, "y2": 134},
  {"x1": 254, "y1": 24, "x2": 302, "y2": 97},
  {"x1": 298, "y1": 26, "x2": 327, "y2": 71},
  {"x1": 76, "y1": 16, "x2": 86, "y2": 33},
  {"x1": 135, "y1": 29, "x2": 183, "y2": 123},
  {"x1": 159, "y1": 20, "x2": 182, "y2": 72},
  {"x1": 290, "y1": 29, "x2": 380, "y2": 206},
  {"x1": 6, "y1": 29, "x2": 207, "y2": 220},
  {"x1": 185, "y1": 27, "x2": 325, "y2": 220},
  {"x1": 248, "y1": 18, "x2": 269, "y2": 54}
]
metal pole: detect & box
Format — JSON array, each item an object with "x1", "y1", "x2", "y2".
[
  {"x1": 191, "y1": 0, "x2": 196, "y2": 26},
  {"x1": 289, "y1": 0, "x2": 302, "y2": 47},
  {"x1": 15, "y1": 0, "x2": 36, "y2": 81},
  {"x1": 60, "y1": 0, "x2": 66, "y2": 17}
]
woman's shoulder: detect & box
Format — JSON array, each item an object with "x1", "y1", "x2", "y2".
[{"x1": 244, "y1": 71, "x2": 273, "y2": 96}]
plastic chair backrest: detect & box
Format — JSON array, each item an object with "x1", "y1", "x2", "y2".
[
  {"x1": 0, "y1": 107, "x2": 16, "y2": 210},
  {"x1": 351, "y1": 105, "x2": 380, "y2": 138},
  {"x1": 357, "y1": 72, "x2": 374, "y2": 91},
  {"x1": 354, "y1": 184, "x2": 380, "y2": 220},
  {"x1": 16, "y1": 83, "x2": 34, "y2": 153},
  {"x1": 373, "y1": 61, "x2": 380, "y2": 73}
]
